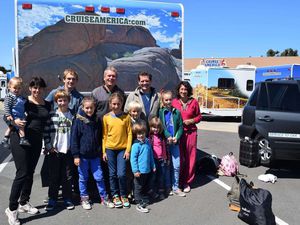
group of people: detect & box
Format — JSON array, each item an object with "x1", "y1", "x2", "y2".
[{"x1": 3, "y1": 66, "x2": 202, "y2": 225}]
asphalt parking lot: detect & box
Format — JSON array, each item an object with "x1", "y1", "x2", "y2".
[{"x1": 0, "y1": 116, "x2": 299, "y2": 225}]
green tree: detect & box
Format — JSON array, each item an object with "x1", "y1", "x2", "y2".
[
  {"x1": 266, "y1": 49, "x2": 279, "y2": 57},
  {"x1": 280, "y1": 48, "x2": 298, "y2": 56}
]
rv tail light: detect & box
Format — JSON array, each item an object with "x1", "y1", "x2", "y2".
[
  {"x1": 101, "y1": 6, "x2": 110, "y2": 13},
  {"x1": 171, "y1": 11, "x2": 179, "y2": 17},
  {"x1": 85, "y1": 6, "x2": 95, "y2": 13},
  {"x1": 116, "y1": 8, "x2": 125, "y2": 14},
  {"x1": 22, "y1": 3, "x2": 32, "y2": 9}
]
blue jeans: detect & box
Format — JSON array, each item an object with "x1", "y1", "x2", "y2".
[
  {"x1": 78, "y1": 157, "x2": 107, "y2": 198},
  {"x1": 169, "y1": 144, "x2": 180, "y2": 191},
  {"x1": 106, "y1": 149, "x2": 127, "y2": 197},
  {"x1": 153, "y1": 159, "x2": 171, "y2": 191}
]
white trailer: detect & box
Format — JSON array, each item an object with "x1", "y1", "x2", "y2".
[{"x1": 190, "y1": 65, "x2": 255, "y2": 117}]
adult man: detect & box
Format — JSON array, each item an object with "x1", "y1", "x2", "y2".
[
  {"x1": 92, "y1": 66, "x2": 126, "y2": 119},
  {"x1": 124, "y1": 71, "x2": 160, "y2": 122},
  {"x1": 46, "y1": 68, "x2": 83, "y2": 115}
]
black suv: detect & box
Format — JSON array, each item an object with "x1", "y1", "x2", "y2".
[{"x1": 239, "y1": 80, "x2": 300, "y2": 166}]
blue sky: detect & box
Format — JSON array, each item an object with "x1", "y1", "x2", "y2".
[{"x1": 1, "y1": 0, "x2": 300, "y2": 70}]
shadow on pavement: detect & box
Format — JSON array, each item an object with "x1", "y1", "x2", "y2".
[{"x1": 265, "y1": 160, "x2": 300, "y2": 179}]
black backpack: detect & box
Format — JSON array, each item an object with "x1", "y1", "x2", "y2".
[{"x1": 238, "y1": 178, "x2": 276, "y2": 225}]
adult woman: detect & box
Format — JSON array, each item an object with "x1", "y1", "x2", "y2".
[
  {"x1": 172, "y1": 81, "x2": 202, "y2": 193},
  {"x1": 5, "y1": 77, "x2": 51, "y2": 225}
]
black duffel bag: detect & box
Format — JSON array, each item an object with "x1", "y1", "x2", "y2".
[{"x1": 238, "y1": 178, "x2": 276, "y2": 225}]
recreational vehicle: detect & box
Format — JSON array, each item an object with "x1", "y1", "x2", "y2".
[
  {"x1": 190, "y1": 65, "x2": 255, "y2": 117},
  {"x1": 255, "y1": 64, "x2": 300, "y2": 83}
]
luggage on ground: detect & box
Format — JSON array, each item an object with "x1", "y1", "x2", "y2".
[
  {"x1": 238, "y1": 178, "x2": 276, "y2": 225},
  {"x1": 239, "y1": 138, "x2": 260, "y2": 168}
]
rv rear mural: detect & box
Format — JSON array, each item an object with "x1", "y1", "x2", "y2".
[
  {"x1": 16, "y1": 0, "x2": 183, "y2": 92},
  {"x1": 190, "y1": 64, "x2": 255, "y2": 117}
]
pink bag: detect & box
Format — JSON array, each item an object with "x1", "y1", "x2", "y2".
[{"x1": 218, "y1": 152, "x2": 239, "y2": 176}]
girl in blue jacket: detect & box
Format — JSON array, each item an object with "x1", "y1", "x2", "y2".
[{"x1": 70, "y1": 97, "x2": 113, "y2": 210}]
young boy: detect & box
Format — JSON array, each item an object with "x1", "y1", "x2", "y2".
[
  {"x1": 127, "y1": 101, "x2": 144, "y2": 125},
  {"x1": 71, "y1": 96, "x2": 114, "y2": 210},
  {"x1": 2, "y1": 77, "x2": 30, "y2": 147},
  {"x1": 43, "y1": 90, "x2": 74, "y2": 211},
  {"x1": 130, "y1": 122, "x2": 156, "y2": 213}
]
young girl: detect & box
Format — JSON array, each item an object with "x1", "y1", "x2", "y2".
[
  {"x1": 71, "y1": 97, "x2": 113, "y2": 210},
  {"x1": 159, "y1": 90, "x2": 185, "y2": 197},
  {"x1": 102, "y1": 92, "x2": 132, "y2": 208},
  {"x1": 149, "y1": 117, "x2": 170, "y2": 199},
  {"x1": 130, "y1": 122, "x2": 156, "y2": 213}
]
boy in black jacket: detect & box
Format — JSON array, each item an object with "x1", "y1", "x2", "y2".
[{"x1": 71, "y1": 97, "x2": 113, "y2": 210}]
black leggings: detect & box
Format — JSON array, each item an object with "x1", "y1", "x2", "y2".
[{"x1": 9, "y1": 130, "x2": 42, "y2": 211}]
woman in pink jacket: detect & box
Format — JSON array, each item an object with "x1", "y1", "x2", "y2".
[{"x1": 172, "y1": 81, "x2": 202, "y2": 193}]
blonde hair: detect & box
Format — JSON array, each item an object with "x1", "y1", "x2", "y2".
[
  {"x1": 81, "y1": 96, "x2": 96, "y2": 107},
  {"x1": 149, "y1": 116, "x2": 163, "y2": 134},
  {"x1": 54, "y1": 90, "x2": 70, "y2": 103},
  {"x1": 109, "y1": 92, "x2": 124, "y2": 105},
  {"x1": 160, "y1": 90, "x2": 173, "y2": 107},
  {"x1": 63, "y1": 68, "x2": 78, "y2": 80},
  {"x1": 132, "y1": 121, "x2": 147, "y2": 135},
  {"x1": 127, "y1": 101, "x2": 142, "y2": 113},
  {"x1": 8, "y1": 77, "x2": 23, "y2": 88}
]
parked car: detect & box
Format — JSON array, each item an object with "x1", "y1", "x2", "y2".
[{"x1": 239, "y1": 80, "x2": 300, "y2": 166}]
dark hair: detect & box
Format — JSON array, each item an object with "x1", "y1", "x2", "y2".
[
  {"x1": 138, "y1": 71, "x2": 152, "y2": 81},
  {"x1": 29, "y1": 77, "x2": 47, "y2": 88},
  {"x1": 176, "y1": 81, "x2": 193, "y2": 98}
]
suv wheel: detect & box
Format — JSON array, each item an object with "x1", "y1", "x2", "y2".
[{"x1": 256, "y1": 135, "x2": 272, "y2": 166}]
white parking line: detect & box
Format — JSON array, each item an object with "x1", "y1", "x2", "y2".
[
  {"x1": 0, "y1": 153, "x2": 13, "y2": 173},
  {"x1": 206, "y1": 175, "x2": 289, "y2": 225}
]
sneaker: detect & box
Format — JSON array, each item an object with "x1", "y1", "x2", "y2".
[
  {"x1": 121, "y1": 196, "x2": 130, "y2": 208},
  {"x1": 101, "y1": 197, "x2": 114, "y2": 209},
  {"x1": 183, "y1": 185, "x2": 191, "y2": 193},
  {"x1": 1, "y1": 137, "x2": 10, "y2": 148},
  {"x1": 173, "y1": 189, "x2": 186, "y2": 197},
  {"x1": 5, "y1": 208, "x2": 20, "y2": 225},
  {"x1": 81, "y1": 197, "x2": 92, "y2": 210},
  {"x1": 45, "y1": 199, "x2": 56, "y2": 211},
  {"x1": 18, "y1": 202, "x2": 39, "y2": 214},
  {"x1": 112, "y1": 195, "x2": 123, "y2": 208},
  {"x1": 136, "y1": 204, "x2": 149, "y2": 213},
  {"x1": 19, "y1": 137, "x2": 31, "y2": 146},
  {"x1": 64, "y1": 200, "x2": 75, "y2": 210},
  {"x1": 168, "y1": 190, "x2": 174, "y2": 196}
]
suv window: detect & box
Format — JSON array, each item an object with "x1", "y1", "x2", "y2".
[
  {"x1": 257, "y1": 83, "x2": 300, "y2": 112},
  {"x1": 257, "y1": 83, "x2": 268, "y2": 109},
  {"x1": 249, "y1": 86, "x2": 258, "y2": 106}
]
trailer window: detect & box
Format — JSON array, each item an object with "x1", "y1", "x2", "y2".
[
  {"x1": 218, "y1": 78, "x2": 235, "y2": 89},
  {"x1": 246, "y1": 80, "x2": 253, "y2": 91},
  {"x1": 1, "y1": 81, "x2": 5, "y2": 87}
]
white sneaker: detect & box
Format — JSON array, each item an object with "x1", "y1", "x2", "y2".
[
  {"x1": 174, "y1": 189, "x2": 186, "y2": 197},
  {"x1": 136, "y1": 204, "x2": 149, "y2": 213},
  {"x1": 5, "y1": 208, "x2": 20, "y2": 225},
  {"x1": 183, "y1": 186, "x2": 191, "y2": 193},
  {"x1": 18, "y1": 202, "x2": 39, "y2": 214},
  {"x1": 81, "y1": 200, "x2": 92, "y2": 210}
]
